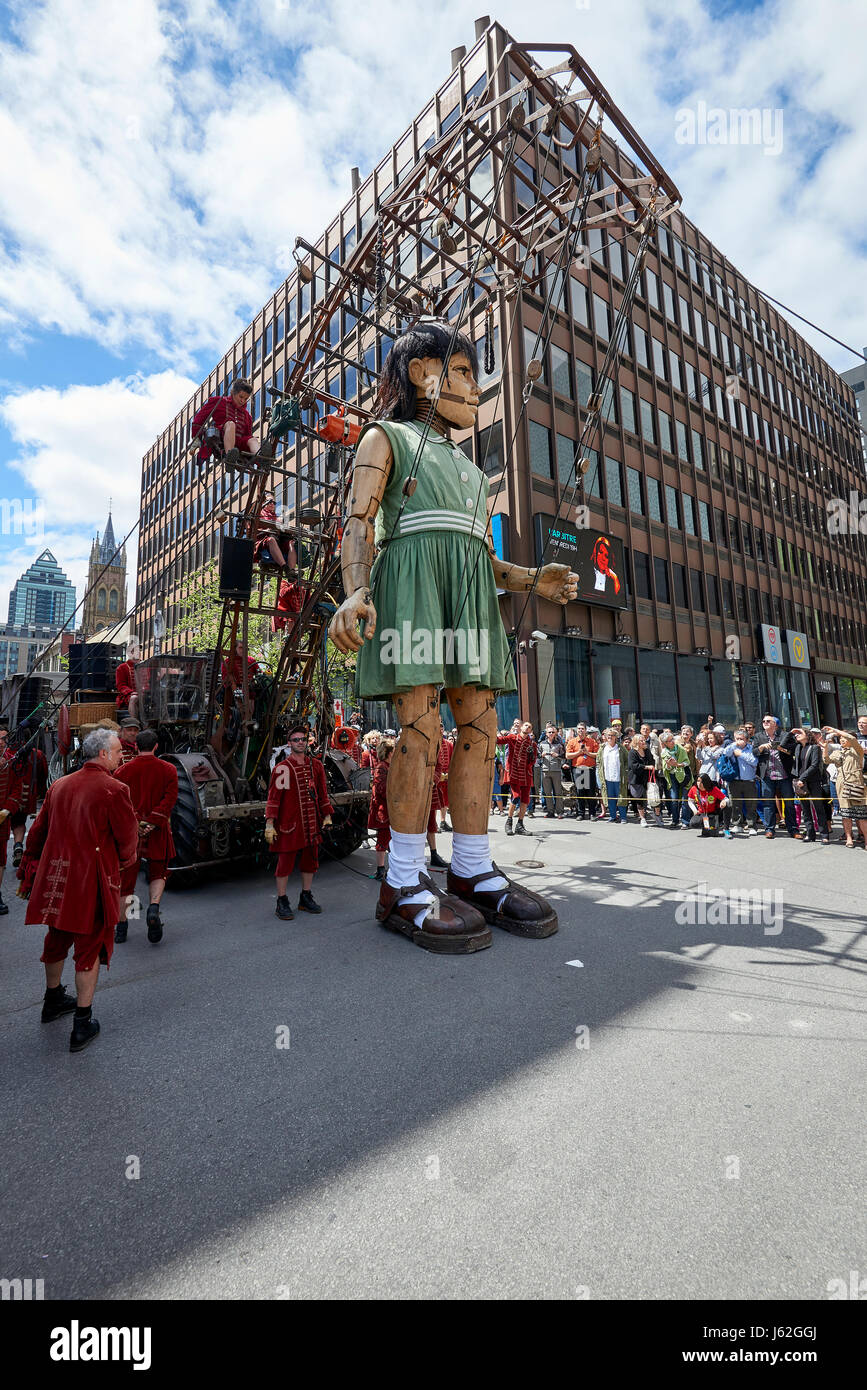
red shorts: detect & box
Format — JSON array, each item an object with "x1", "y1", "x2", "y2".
[
  {"x1": 0, "y1": 817, "x2": 11, "y2": 865},
  {"x1": 427, "y1": 800, "x2": 439, "y2": 834},
  {"x1": 10, "y1": 809, "x2": 28, "y2": 829},
  {"x1": 232, "y1": 433, "x2": 254, "y2": 454},
  {"x1": 41, "y1": 923, "x2": 114, "y2": 972},
  {"x1": 374, "y1": 826, "x2": 391, "y2": 851},
  {"x1": 275, "y1": 846, "x2": 318, "y2": 877},
  {"x1": 121, "y1": 858, "x2": 169, "y2": 898},
  {"x1": 509, "y1": 781, "x2": 532, "y2": 805}
]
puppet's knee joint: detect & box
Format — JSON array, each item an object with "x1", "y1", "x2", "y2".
[
  {"x1": 393, "y1": 686, "x2": 440, "y2": 767},
  {"x1": 452, "y1": 688, "x2": 498, "y2": 762}
]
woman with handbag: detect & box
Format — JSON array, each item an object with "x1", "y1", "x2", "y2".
[
  {"x1": 627, "y1": 734, "x2": 660, "y2": 827},
  {"x1": 791, "y1": 729, "x2": 829, "y2": 843}
]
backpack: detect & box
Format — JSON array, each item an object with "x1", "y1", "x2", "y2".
[{"x1": 716, "y1": 751, "x2": 739, "y2": 781}]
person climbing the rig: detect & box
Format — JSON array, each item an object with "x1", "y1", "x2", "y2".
[
  {"x1": 254, "y1": 490, "x2": 298, "y2": 573},
  {"x1": 329, "y1": 320, "x2": 578, "y2": 954},
  {"x1": 191, "y1": 378, "x2": 267, "y2": 471},
  {"x1": 115, "y1": 637, "x2": 142, "y2": 721},
  {"x1": 265, "y1": 723, "x2": 334, "y2": 920}
]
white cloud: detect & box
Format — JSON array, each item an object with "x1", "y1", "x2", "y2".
[
  {"x1": 0, "y1": 369, "x2": 197, "y2": 614},
  {"x1": 2, "y1": 0, "x2": 863, "y2": 372},
  {"x1": 1, "y1": 0, "x2": 865, "y2": 623}
]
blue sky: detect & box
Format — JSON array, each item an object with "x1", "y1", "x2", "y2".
[{"x1": 0, "y1": 0, "x2": 864, "y2": 618}]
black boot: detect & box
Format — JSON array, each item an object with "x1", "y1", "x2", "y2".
[
  {"x1": 0, "y1": 894, "x2": 8, "y2": 916},
  {"x1": 41, "y1": 985, "x2": 77, "y2": 1023},
  {"x1": 373, "y1": 865, "x2": 386, "y2": 882},
  {"x1": 298, "y1": 890, "x2": 322, "y2": 914},
  {"x1": 275, "y1": 895, "x2": 295, "y2": 920},
  {"x1": 146, "y1": 903, "x2": 163, "y2": 944},
  {"x1": 504, "y1": 816, "x2": 514, "y2": 835},
  {"x1": 114, "y1": 921, "x2": 128, "y2": 943},
  {"x1": 12, "y1": 842, "x2": 23, "y2": 868},
  {"x1": 515, "y1": 820, "x2": 528, "y2": 835},
  {"x1": 70, "y1": 1010, "x2": 100, "y2": 1053},
  {"x1": 429, "y1": 850, "x2": 450, "y2": 870}
]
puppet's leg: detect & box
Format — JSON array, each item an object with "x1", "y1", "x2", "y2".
[
  {"x1": 376, "y1": 684, "x2": 490, "y2": 954},
  {"x1": 445, "y1": 685, "x2": 558, "y2": 938}
]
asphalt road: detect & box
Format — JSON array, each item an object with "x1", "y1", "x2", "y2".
[{"x1": 1, "y1": 813, "x2": 864, "y2": 1301}]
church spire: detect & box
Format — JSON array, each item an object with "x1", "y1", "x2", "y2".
[{"x1": 99, "y1": 504, "x2": 117, "y2": 563}]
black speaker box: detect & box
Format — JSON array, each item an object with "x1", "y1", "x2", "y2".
[
  {"x1": 16, "y1": 678, "x2": 53, "y2": 724},
  {"x1": 219, "y1": 536, "x2": 254, "y2": 600},
  {"x1": 68, "y1": 643, "x2": 121, "y2": 695}
]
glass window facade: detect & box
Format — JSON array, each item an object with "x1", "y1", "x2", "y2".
[
  {"x1": 638, "y1": 648, "x2": 678, "y2": 726},
  {"x1": 591, "y1": 642, "x2": 639, "y2": 729}
]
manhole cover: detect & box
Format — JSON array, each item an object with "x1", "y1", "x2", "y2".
[{"x1": 515, "y1": 859, "x2": 544, "y2": 869}]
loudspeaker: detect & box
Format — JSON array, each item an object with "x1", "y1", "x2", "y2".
[
  {"x1": 16, "y1": 678, "x2": 53, "y2": 724},
  {"x1": 219, "y1": 536, "x2": 254, "y2": 600},
  {"x1": 68, "y1": 643, "x2": 121, "y2": 695}
]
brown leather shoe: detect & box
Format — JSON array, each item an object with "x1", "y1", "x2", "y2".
[
  {"x1": 446, "y1": 863, "x2": 558, "y2": 938},
  {"x1": 375, "y1": 873, "x2": 491, "y2": 954}
]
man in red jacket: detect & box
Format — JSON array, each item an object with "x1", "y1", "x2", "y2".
[
  {"x1": 497, "y1": 722, "x2": 537, "y2": 835},
  {"x1": 265, "y1": 724, "x2": 334, "y2": 920},
  {"x1": 113, "y1": 729, "x2": 179, "y2": 944},
  {"x1": 19, "y1": 728, "x2": 139, "y2": 1052},
  {"x1": 115, "y1": 637, "x2": 142, "y2": 719},
  {"x1": 0, "y1": 722, "x2": 24, "y2": 915},
  {"x1": 10, "y1": 726, "x2": 49, "y2": 867},
  {"x1": 190, "y1": 378, "x2": 264, "y2": 470}
]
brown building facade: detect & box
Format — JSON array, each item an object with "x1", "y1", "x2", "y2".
[{"x1": 137, "y1": 19, "x2": 867, "y2": 732}]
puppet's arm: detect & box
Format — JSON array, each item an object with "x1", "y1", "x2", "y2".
[
  {"x1": 486, "y1": 527, "x2": 579, "y2": 604},
  {"x1": 330, "y1": 427, "x2": 392, "y2": 653}
]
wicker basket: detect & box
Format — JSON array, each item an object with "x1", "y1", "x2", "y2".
[{"x1": 69, "y1": 701, "x2": 117, "y2": 729}]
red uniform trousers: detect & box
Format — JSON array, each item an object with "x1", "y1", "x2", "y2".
[
  {"x1": 276, "y1": 846, "x2": 318, "y2": 877},
  {"x1": 509, "y1": 781, "x2": 533, "y2": 806},
  {"x1": 40, "y1": 914, "x2": 114, "y2": 973}
]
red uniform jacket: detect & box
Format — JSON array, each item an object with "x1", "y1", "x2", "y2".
[
  {"x1": 119, "y1": 735, "x2": 138, "y2": 766},
  {"x1": 22, "y1": 762, "x2": 139, "y2": 935},
  {"x1": 497, "y1": 733, "x2": 536, "y2": 788},
  {"x1": 367, "y1": 759, "x2": 390, "y2": 830},
  {"x1": 272, "y1": 579, "x2": 303, "y2": 634},
  {"x1": 432, "y1": 738, "x2": 453, "y2": 810},
  {"x1": 1, "y1": 750, "x2": 24, "y2": 816},
  {"x1": 16, "y1": 748, "x2": 48, "y2": 814},
  {"x1": 221, "y1": 654, "x2": 260, "y2": 688},
  {"x1": 191, "y1": 394, "x2": 253, "y2": 460},
  {"x1": 114, "y1": 754, "x2": 179, "y2": 861},
  {"x1": 115, "y1": 660, "x2": 137, "y2": 710},
  {"x1": 266, "y1": 755, "x2": 333, "y2": 853},
  {"x1": 254, "y1": 501, "x2": 277, "y2": 561}
]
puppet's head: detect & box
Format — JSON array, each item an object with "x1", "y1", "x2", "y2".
[{"x1": 377, "y1": 320, "x2": 479, "y2": 429}]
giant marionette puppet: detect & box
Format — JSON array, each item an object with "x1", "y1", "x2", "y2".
[{"x1": 330, "y1": 322, "x2": 578, "y2": 954}]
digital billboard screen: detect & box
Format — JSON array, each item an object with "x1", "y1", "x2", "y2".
[{"x1": 534, "y1": 515, "x2": 628, "y2": 610}]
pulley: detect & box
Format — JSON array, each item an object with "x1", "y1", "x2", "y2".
[
  {"x1": 435, "y1": 214, "x2": 458, "y2": 255},
  {"x1": 576, "y1": 457, "x2": 591, "y2": 475},
  {"x1": 526, "y1": 358, "x2": 543, "y2": 383},
  {"x1": 508, "y1": 103, "x2": 526, "y2": 132}
]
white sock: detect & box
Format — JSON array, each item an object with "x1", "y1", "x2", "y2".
[
  {"x1": 386, "y1": 828, "x2": 436, "y2": 926},
  {"x1": 450, "y1": 831, "x2": 508, "y2": 896}
]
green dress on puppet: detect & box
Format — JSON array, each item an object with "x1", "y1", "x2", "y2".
[{"x1": 355, "y1": 419, "x2": 516, "y2": 698}]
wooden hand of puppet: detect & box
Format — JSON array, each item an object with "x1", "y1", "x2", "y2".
[{"x1": 536, "y1": 563, "x2": 579, "y2": 604}]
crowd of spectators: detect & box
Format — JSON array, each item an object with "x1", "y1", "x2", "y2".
[{"x1": 348, "y1": 709, "x2": 867, "y2": 847}]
